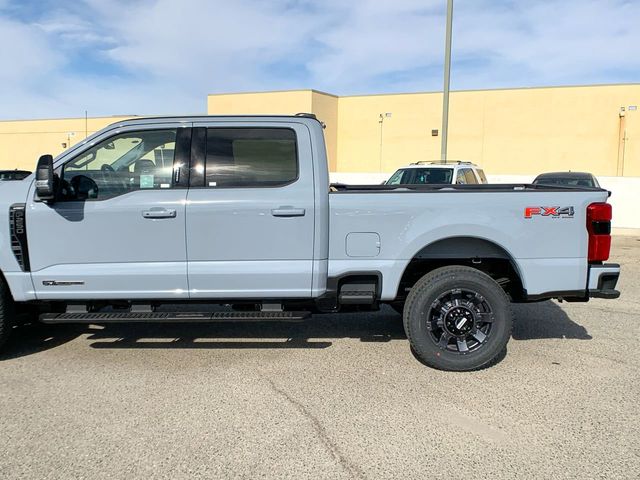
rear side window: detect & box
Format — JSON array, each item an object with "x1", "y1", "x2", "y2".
[
  {"x1": 463, "y1": 169, "x2": 478, "y2": 184},
  {"x1": 205, "y1": 128, "x2": 298, "y2": 187},
  {"x1": 476, "y1": 169, "x2": 488, "y2": 183}
]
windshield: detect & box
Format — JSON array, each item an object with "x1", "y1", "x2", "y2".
[
  {"x1": 534, "y1": 176, "x2": 598, "y2": 188},
  {"x1": 0, "y1": 171, "x2": 30, "y2": 180},
  {"x1": 386, "y1": 168, "x2": 454, "y2": 185}
]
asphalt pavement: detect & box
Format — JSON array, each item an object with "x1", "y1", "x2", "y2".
[{"x1": 1, "y1": 236, "x2": 638, "y2": 479}]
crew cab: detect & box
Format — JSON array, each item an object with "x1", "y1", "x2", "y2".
[{"x1": 0, "y1": 115, "x2": 620, "y2": 371}]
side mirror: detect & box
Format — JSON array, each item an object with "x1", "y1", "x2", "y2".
[{"x1": 35, "y1": 154, "x2": 55, "y2": 202}]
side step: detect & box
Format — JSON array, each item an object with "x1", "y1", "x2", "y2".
[
  {"x1": 339, "y1": 282, "x2": 377, "y2": 305},
  {"x1": 40, "y1": 311, "x2": 311, "y2": 324}
]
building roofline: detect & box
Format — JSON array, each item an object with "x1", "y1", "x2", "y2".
[
  {"x1": 3, "y1": 82, "x2": 637, "y2": 124},
  {"x1": 207, "y1": 88, "x2": 339, "y2": 98},
  {"x1": 340, "y1": 82, "x2": 640, "y2": 98},
  {"x1": 207, "y1": 82, "x2": 640, "y2": 100}
]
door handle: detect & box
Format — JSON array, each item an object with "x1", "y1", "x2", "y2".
[
  {"x1": 271, "y1": 207, "x2": 306, "y2": 217},
  {"x1": 142, "y1": 208, "x2": 177, "y2": 219}
]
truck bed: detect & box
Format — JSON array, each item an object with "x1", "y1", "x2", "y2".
[{"x1": 327, "y1": 183, "x2": 610, "y2": 300}]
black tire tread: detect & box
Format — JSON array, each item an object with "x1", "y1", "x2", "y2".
[
  {"x1": 0, "y1": 277, "x2": 15, "y2": 351},
  {"x1": 403, "y1": 266, "x2": 513, "y2": 371}
]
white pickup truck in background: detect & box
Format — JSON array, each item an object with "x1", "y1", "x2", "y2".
[{"x1": 384, "y1": 160, "x2": 488, "y2": 185}]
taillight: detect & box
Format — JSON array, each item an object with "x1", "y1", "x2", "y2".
[{"x1": 586, "y1": 202, "x2": 612, "y2": 262}]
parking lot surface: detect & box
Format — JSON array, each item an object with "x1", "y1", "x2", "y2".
[{"x1": 1, "y1": 236, "x2": 638, "y2": 479}]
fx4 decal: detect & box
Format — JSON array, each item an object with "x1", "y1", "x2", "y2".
[{"x1": 525, "y1": 206, "x2": 575, "y2": 219}]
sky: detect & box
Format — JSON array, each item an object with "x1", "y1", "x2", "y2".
[{"x1": 0, "y1": 0, "x2": 639, "y2": 119}]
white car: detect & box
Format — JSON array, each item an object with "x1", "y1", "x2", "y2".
[{"x1": 385, "y1": 161, "x2": 488, "y2": 185}]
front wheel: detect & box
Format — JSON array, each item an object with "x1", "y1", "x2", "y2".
[{"x1": 403, "y1": 266, "x2": 513, "y2": 371}]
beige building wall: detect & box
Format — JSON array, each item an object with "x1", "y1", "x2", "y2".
[
  {"x1": 448, "y1": 85, "x2": 640, "y2": 177},
  {"x1": 1, "y1": 84, "x2": 637, "y2": 177},
  {"x1": 335, "y1": 84, "x2": 640, "y2": 176},
  {"x1": 0, "y1": 116, "x2": 131, "y2": 171},
  {"x1": 207, "y1": 90, "x2": 340, "y2": 171},
  {"x1": 337, "y1": 93, "x2": 440, "y2": 173},
  {"x1": 311, "y1": 91, "x2": 339, "y2": 172},
  {"x1": 207, "y1": 90, "x2": 314, "y2": 116},
  {"x1": 208, "y1": 84, "x2": 639, "y2": 177}
]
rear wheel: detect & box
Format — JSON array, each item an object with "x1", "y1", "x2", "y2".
[
  {"x1": 0, "y1": 278, "x2": 15, "y2": 351},
  {"x1": 403, "y1": 266, "x2": 512, "y2": 371}
]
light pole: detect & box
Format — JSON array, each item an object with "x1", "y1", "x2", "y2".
[
  {"x1": 379, "y1": 112, "x2": 392, "y2": 172},
  {"x1": 440, "y1": 0, "x2": 454, "y2": 163}
]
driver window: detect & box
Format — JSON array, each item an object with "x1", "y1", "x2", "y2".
[{"x1": 60, "y1": 129, "x2": 177, "y2": 201}]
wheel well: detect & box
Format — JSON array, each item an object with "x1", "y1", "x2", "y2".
[{"x1": 396, "y1": 237, "x2": 525, "y2": 302}]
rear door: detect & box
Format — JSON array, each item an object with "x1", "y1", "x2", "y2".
[
  {"x1": 185, "y1": 121, "x2": 315, "y2": 298},
  {"x1": 26, "y1": 124, "x2": 192, "y2": 300}
]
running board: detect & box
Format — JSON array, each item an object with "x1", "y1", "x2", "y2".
[{"x1": 39, "y1": 311, "x2": 311, "y2": 324}]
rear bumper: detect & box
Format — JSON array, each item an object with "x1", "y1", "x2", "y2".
[
  {"x1": 587, "y1": 263, "x2": 620, "y2": 299},
  {"x1": 523, "y1": 262, "x2": 620, "y2": 302}
]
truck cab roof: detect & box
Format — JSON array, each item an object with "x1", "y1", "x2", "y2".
[{"x1": 103, "y1": 113, "x2": 321, "y2": 127}]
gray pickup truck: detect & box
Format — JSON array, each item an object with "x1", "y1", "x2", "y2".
[{"x1": 0, "y1": 114, "x2": 620, "y2": 370}]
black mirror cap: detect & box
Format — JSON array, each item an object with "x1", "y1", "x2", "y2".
[{"x1": 35, "y1": 154, "x2": 55, "y2": 201}]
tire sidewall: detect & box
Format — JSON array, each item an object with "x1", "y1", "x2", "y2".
[{"x1": 404, "y1": 268, "x2": 512, "y2": 371}]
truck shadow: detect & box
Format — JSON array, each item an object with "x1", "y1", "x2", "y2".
[
  {"x1": 512, "y1": 301, "x2": 592, "y2": 340},
  {"x1": 0, "y1": 322, "x2": 84, "y2": 361},
  {"x1": 85, "y1": 311, "x2": 403, "y2": 350},
  {"x1": 0, "y1": 301, "x2": 589, "y2": 360}
]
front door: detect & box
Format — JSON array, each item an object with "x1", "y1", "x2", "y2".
[
  {"x1": 26, "y1": 125, "x2": 192, "y2": 300},
  {"x1": 185, "y1": 122, "x2": 316, "y2": 298}
]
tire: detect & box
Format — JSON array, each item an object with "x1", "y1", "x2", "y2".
[
  {"x1": 403, "y1": 266, "x2": 513, "y2": 371},
  {"x1": 0, "y1": 278, "x2": 15, "y2": 351}
]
